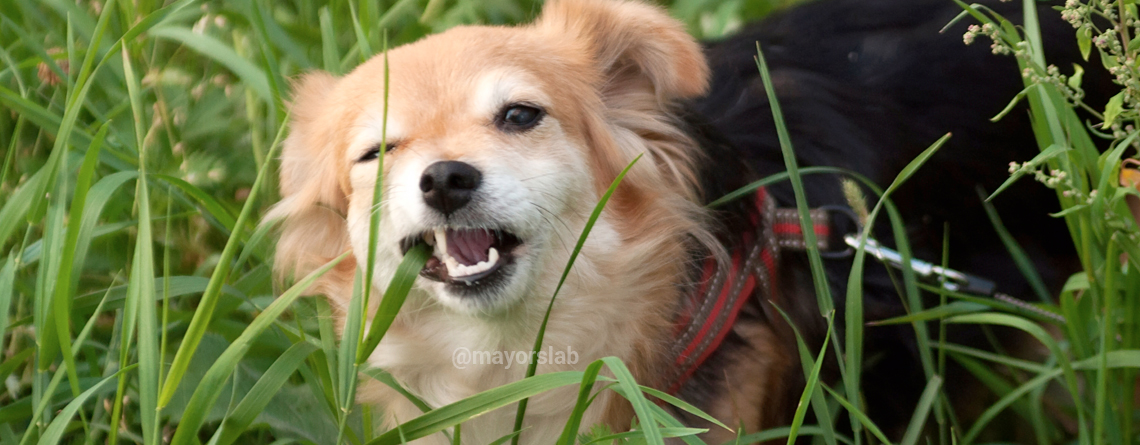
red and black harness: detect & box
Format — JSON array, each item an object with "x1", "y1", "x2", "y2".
[
  {"x1": 662, "y1": 187, "x2": 833, "y2": 394},
  {"x1": 660, "y1": 187, "x2": 1056, "y2": 395}
]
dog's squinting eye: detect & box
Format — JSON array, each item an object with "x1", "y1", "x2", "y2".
[
  {"x1": 357, "y1": 143, "x2": 397, "y2": 163},
  {"x1": 496, "y1": 104, "x2": 544, "y2": 132}
]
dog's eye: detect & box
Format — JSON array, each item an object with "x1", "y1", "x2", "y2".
[
  {"x1": 496, "y1": 104, "x2": 544, "y2": 132},
  {"x1": 357, "y1": 143, "x2": 397, "y2": 163}
]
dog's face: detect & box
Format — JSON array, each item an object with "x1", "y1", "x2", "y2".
[
  {"x1": 345, "y1": 46, "x2": 596, "y2": 312},
  {"x1": 270, "y1": 0, "x2": 711, "y2": 315}
]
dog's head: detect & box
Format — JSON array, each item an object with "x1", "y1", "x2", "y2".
[{"x1": 268, "y1": 0, "x2": 712, "y2": 315}]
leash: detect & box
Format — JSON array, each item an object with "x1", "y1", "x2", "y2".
[
  {"x1": 662, "y1": 187, "x2": 1058, "y2": 395},
  {"x1": 845, "y1": 235, "x2": 1065, "y2": 323}
]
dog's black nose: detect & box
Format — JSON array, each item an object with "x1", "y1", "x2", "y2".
[{"x1": 420, "y1": 161, "x2": 482, "y2": 215}]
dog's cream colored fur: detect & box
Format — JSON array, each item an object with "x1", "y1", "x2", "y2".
[{"x1": 268, "y1": 1, "x2": 728, "y2": 442}]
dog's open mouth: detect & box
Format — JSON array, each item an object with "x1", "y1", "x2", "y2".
[{"x1": 400, "y1": 228, "x2": 523, "y2": 288}]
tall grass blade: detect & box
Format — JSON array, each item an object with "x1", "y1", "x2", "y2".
[
  {"x1": 768, "y1": 303, "x2": 838, "y2": 445},
  {"x1": 820, "y1": 385, "x2": 892, "y2": 444},
  {"x1": 729, "y1": 426, "x2": 851, "y2": 445},
  {"x1": 555, "y1": 360, "x2": 605, "y2": 445},
  {"x1": 122, "y1": 45, "x2": 162, "y2": 445},
  {"x1": 36, "y1": 366, "x2": 134, "y2": 445},
  {"x1": 511, "y1": 154, "x2": 642, "y2": 443},
  {"x1": 977, "y1": 188, "x2": 1051, "y2": 301},
  {"x1": 580, "y1": 428, "x2": 707, "y2": 444},
  {"x1": 358, "y1": 244, "x2": 430, "y2": 361},
  {"x1": 148, "y1": 26, "x2": 272, "y2": 102},
  {"x1": 752, "y1": 44, "x2": 832, "y2": 313},
  {"x1": 170, "y1": 251, "x2": 350, "y2": 445},
  {"x1": 362, "y1": 368, "x2": 434, "y2": 413},
  {"x1": 210, "y1": 342, "x2": 320, "y2": 445},
  {"x1": 159, "y1": 113, "x2": 289, "y2": 409},
  {"x1": 0, "y1": 257, "x2": 13, "y2": 340},
  {"x1": 369, "y1": 371, "x2": 588, "y2": 445},
  {"x1": 600, "y1": 356, "x2": 663, "y2": 444},
  {"x1": 357, "y1": 33, "x2": 393, "y2": 364},
  {"x1": 900, "y1": 375, "x2": 943, "y2": 445},
  {"x1": 786, "y1": 312, "x2": 833, "y2": 445}
]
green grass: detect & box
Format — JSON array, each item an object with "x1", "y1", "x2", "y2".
[{"x1": 1, "y1": 0, "x2": 1138, "y2": 444}]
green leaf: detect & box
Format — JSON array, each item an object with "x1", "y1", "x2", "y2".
[
  {"x1": 1104, "y1": 91, "x2": 1125, "y2": 128},
  {"x1": 319, "y1": 7, "x2": 341, "y2": 74},
  {"x1": 70, "y1": 171, "x2": 139, "y2": 282},
  {"x1": 1069, "y1": 63, "x2": 1085, "y2": 90},
  {"x1": 729, "y1": 426, "x2": 851, "y2": 445},
  {"x1": 580, "y1": 428, "x2": 708, "y2": 444},
  {"x1": 937, "y1": 342, "x2": 1049, "y2": 373},
  {"x1": 0, "y1": 166, "x2": 47, "y2": 252},
  {"x1": 991, "y1": 85, "x2": 1031, "y2": 122},
  {"x1": 1078, "y1": 27, "x2": 1091, "y2": 61},
  {"x1": 154, "y1": 174, "x2": 237, "y2": 231},
  {"x1": 361, "y1": 368, "x2": 434, "y2": 413}
]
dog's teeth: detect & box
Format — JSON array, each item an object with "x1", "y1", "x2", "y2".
[
  {"x1": 435, "y1": 230, "x2": 504, "y2": 280},
  {"x1": 445, "y1": 253, "x2": 500, "y2": 279},
  {"x1": 434, "y1": 228, "x2": 447, "y2": 254}
]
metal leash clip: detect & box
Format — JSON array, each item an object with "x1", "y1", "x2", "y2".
[
  {"x1": 843, "y1": 234, "x2": 996, "y2": 296},
  {"x1": 840, "y1": 233, "x2": 1066, "y2": 323}
]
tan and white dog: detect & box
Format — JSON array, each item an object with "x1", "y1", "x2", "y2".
[
  {"x1": 268, "y1": 0, "x2": 1095, "y2": 442},
  {"x1": 268, "y1": 1, "x2": 743, "y2": 442}
]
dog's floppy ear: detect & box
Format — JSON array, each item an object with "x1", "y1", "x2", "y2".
[
  {"x1": 265, "y1": 72, "x2": 356, "y2": 295},
  {"x1": 537, "y1": 0, "x2": 709, "y2": 102}
]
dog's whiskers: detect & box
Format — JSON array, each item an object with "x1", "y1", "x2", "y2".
[
  {"x1": 532, "y1": 189, "x2": 574, "y2": 210},
  {"x1": 520, "y1": 172, "x2": 559, "y2": 182},
  {"x1": 528, "y1": 201, "x2": 591, "y2": 289}
]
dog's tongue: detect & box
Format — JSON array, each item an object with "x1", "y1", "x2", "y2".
[{"x1": 447, "y1": 228, "x2": 493, "y2": 266}]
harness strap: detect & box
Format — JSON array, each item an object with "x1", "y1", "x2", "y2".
[
  {"x1": 659, "y1": 190, "x2": 751, "y2": 393},
  {"x1": 772, "y1": 208, "x2": 831, "y2": 251},
  {"x1": 663, "y1": 188, "x2": 836, "y2": 395}
]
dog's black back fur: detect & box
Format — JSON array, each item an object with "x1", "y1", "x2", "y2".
[{"x1": 679, "y1": 0, "x2": 1110, "y2": 434}]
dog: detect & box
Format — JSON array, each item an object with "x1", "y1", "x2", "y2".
[{"x1": 267, "y1": 0, "x2": 1099, "y2": 442}]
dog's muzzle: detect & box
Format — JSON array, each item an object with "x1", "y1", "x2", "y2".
[{"x1": 398, "y1": 161, "x2": 527, "y2": 296}]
